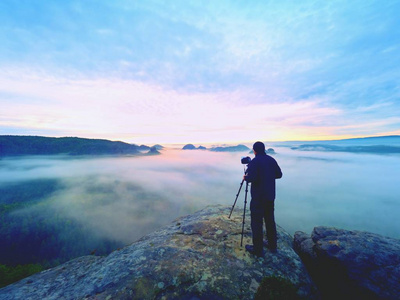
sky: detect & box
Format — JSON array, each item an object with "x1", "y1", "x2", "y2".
[{"x1": 0, "y1": 0, "x2": 400, "y2": 145}]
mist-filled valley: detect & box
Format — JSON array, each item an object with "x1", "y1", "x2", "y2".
[{"x1": 1, "y1": 145, "x2": 399, "y2": 274}]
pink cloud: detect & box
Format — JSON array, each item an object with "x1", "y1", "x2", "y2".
[{"x1": 0, "y1": 70, "x2": 359, "y2": 144}]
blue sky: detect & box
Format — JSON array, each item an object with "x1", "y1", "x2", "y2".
[{"x1": 0, "y1": 0, "x2": 399, "y2": 144}]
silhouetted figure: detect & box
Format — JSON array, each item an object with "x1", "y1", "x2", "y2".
[{"x1": 244, "y1": 141, "x2": 282, "y2": 257}]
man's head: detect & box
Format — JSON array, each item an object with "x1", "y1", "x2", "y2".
[{"x1": 253, "y1": 141, "x2": 266, "y2": 154}]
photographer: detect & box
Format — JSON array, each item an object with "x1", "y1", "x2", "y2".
[{"x1": 244, "y1": 141, "x2": 282, "y2": 257}]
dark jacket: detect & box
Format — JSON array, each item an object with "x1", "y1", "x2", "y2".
[{"x1": 245, "y1": 153, "x2": 282, "y2": 201}]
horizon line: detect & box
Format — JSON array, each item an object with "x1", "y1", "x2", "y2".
[{"x1": 1, "y1": 133, "x2": 399, "y2": 147}]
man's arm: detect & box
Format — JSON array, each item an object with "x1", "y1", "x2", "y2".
[
  {"x1": 275, "y1": 162, "x2": 282, "y2": 179},
  {"x1": 244, "y1": 161, "x2": 257, "y2": 182}
]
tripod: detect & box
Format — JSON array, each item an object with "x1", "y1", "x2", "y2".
[{"x1": 228, "y1": 176, "x2": 250, "y2": 247}]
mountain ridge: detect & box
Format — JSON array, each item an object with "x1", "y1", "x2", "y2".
[
  {"x1": 0, "y1": 135, "x2": 158, "y2": 156},
  {"x1": 272, "y1": 135, "x2": 400, "y2": 146}
]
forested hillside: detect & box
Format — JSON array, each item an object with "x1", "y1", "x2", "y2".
[{"x1": 0, "y1": 136, "x2": 141, "y2": 156}]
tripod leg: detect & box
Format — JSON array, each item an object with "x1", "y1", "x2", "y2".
[
  {"x1": 228, "y1": 179, "x2": 245, "y2": 218},
  {"x1": 240, "y1": 181, "x2": 249, "y2": 247}
]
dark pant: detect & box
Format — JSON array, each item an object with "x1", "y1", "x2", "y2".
[{"x1": 250, "y1": 199, "x2": 277, "y2": 254}]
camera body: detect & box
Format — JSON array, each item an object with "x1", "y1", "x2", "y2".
[{"x1": 241, "y1": 156, "x2": 251, "y2": 164}]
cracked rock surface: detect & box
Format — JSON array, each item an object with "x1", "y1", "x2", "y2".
[{"x1": 1, "y1": 205, "x2": 318, "y2": 300}]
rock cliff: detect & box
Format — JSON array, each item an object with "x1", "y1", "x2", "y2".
[
  {"x1": 0, "y1": 205, "x2": 318, "y2": 300},
  {"x1": 294, "y1": 227, "x2": 400, "y2": 300}
]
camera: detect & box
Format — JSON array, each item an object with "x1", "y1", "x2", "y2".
[{"x1": 241, "y1": 156, "x2": 251, "y2": 164}]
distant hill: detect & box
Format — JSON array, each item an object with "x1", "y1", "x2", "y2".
[
  {"x1": 291, "y1": 144, "x2": 400, "y2": 154},
  {"x1": 331, "y1": 135, "x2": 400, "y2": 145},
  {"x1": 134, "y1": 144, "x2": 164, "y2": 152},
  {"x1": 135, "y1": 144, "x2": 151, "y2": 152},
  {"x1": 0, "y1": 136, "x2": 147, "y2": 156},
  {"x1": 147, "y1": 146, "x2": 161, "y2": 155},
  {"x1": 153, "y1": 144, "x2": 164, "y2": 150},
  {"x1": 181, "y1": 144, "x2": 250, "y2": 152},
  {"x1": 210, "y1": 144, "x2": 250, "y2": 152},
  {"x1": 182, "y1": 144, "x2": 206, "y2": 150},
  {"x1": 182, "y1": 144, "x2": 196, "y2": 150},
  {"x1": 274, "y1": 135, "x2": 400, "y2": 147}
]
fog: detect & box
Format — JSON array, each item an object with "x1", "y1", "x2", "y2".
[
  {"x1": 275, "y1": 148, "x2": 400, "y2": 238},
  {"x1": 1, "y1": 147, "x2": 399, "y2": 256}
]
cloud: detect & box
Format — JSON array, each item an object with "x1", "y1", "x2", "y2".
[
  {"x1": 0, "y1": 70, "x2": 348, "y2": 143},
  {"x1": 1, "y1": 1, "x2": 400, "y2": 142},
  {"x1": 2, "y1": 146, "x2": 400, "y2": 249},
  {"x1": 0, "y1": 150, "x2": 245, "y2": 245}
]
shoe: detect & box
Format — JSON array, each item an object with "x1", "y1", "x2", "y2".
[
  {"x1": 245, "y1": 244, "x2": 264, "y2": 258},
  {"x1": 263, "y1": 240, "x2": 277, "y2": 253}
]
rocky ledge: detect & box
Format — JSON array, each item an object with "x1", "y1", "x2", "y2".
[
  {"x1": 294, "y1": 227, "x2": 400, "y2": 300},
  {"x1": 3, "y1": 206, "x2": 399, "y2": 300},
  {"x1": 0, "y1": 205, "x2": 318, "y2": 300}
]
